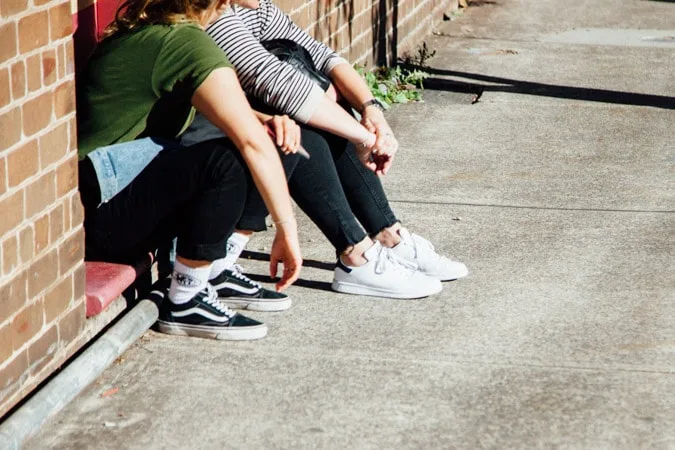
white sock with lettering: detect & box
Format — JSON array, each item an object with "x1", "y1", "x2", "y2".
[
  {"x1": 209, "y1": 232, "x2": 251, "y2": 280},
  {"x1": 169, "y1": 260, "x2": 211, "y2": 304}
]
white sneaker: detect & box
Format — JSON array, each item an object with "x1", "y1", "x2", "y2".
[
  {"x1": 331, "y1": 242, "x2": 442, "y2": 299},
  {"x1": 391, "y1": 228, "x2": 468, "y2": 281}
]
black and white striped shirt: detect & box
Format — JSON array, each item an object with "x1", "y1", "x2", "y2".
[{"x1": 206, "y1": 0, "x2": 349, "y2": 123}]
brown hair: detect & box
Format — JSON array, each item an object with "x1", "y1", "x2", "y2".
[{"x1": 103, "y1": 0, "x2": 222, "y2": 38}]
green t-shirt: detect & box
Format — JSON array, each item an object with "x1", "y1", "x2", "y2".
[{"x1": 77, "y1": 23, "x2": 231, "y2": 158}]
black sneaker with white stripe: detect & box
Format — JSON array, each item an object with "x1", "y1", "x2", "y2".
[
  {"x1": 210, "y1": 265, "x2": 291, "y2": 312},
  {"x1": 157, "y1": 284, "x2": 267, "y2": 341}
]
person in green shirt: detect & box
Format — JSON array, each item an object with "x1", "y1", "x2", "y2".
[{"x1": 77, "y1": 0, "x2": 302, "y2": 340}]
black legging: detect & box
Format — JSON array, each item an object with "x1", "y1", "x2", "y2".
[
  {"x1": 182, "y1": 114, "x2": 399, "y2": 253},
  {"x1": 80, "y1": 139, "x2": 248, "y2": 263}
]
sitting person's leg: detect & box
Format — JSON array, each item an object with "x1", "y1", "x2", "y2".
[
  {"x1": 288, "y1": 127, "x2": 442, "y2": 299},
  {"x1": 208, "y1": 141, "x2": 299, "y2": 311},
  {"x1": 218, "y1": 125, "x2": 442, "y2": 299},
  {"x1": 318, "y1": 127, "x2": 469, "y2": 281},
  {"x1": 80, "y1": 139, "x2": 268, "y2": 340},
  {"x1": 181, "y1": 114, "x2": 298, "y2": 310}
]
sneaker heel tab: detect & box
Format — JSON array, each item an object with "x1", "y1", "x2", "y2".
[{"x1": 335, "y1": 258, "x2": 353, "y2": 273}]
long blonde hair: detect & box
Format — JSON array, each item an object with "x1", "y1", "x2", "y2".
[{"x1": 103, "y1": 0, "x2": 221, "y2": 37}]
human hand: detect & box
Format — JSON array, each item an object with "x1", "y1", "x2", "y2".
[
  {"x1": 361, "y1": 107, "x2": 399, "y2": 176},
  {"x1": 265, "y1": 115, "x2": 301, "y2": 155},
  {"x1": 269, "y1": 219, "x2": 302, "y2": 291},
  {"x1": 353, "y1": 132, "x2": 379, "y2": 173}
]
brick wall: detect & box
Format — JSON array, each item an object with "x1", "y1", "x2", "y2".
[
  {"x1": 0, "y1": 0, "x2": 86, "y2": 418},
  {"x1": 278, "y1": 0, "x2": 454, "y2": 66}
]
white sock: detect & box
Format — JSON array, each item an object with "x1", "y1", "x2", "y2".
[
  {"x1": 209, "y1": 232, "x2": 250, "y2": 280},
  {"x1": 169, "y1": 260, "x2": 211, "y2": 304}
]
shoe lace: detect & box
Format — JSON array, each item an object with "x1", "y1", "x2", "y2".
[
  {"x1": 411, "y1": 233, "x2": 457, "y2": 262},
  {"x1": 374, "y1": 245, "x2": 417, "y2": 275},
  {"x1": 230, "y1": 264, "x2": 262, "y2": 288},
  {"x1": 203, "y1": 284, "x2": 236, "y2": 318}
]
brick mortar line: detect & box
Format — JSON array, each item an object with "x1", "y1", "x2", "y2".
[
  {"x1": 0, "y1": 265, "x2": 83, "y2": 348},
  {"x1": 0, "y1": 58, "x2": 75, "y2": 117},
  {"x1": 0, "y1": 297, "x2": 88, "y2": 412},
  {"x1": 0, "y1": 270, "x2": 85, "y2": 368},
  {"x1": 0, "y1": 219, "x2": 83, "y2": 301},
  {"x1": 0, "y1": 109, "x2": 75, "y2": 163}
]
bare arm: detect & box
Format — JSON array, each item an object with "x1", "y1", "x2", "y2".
[
  {"x1": 191, "y1": 67, "x2": 301, "y2": 290},
  {"x1": 328, "y1": 63, "x2": 399, "y2": 176}
]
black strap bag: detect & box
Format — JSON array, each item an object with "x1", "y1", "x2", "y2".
[{"x1": 261, "y1": 39, "x2": 331, "y2": 91}]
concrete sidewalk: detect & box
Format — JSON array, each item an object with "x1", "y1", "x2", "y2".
[{"x1": 25, "y1": 0, "x2": 674, "y2": 448}]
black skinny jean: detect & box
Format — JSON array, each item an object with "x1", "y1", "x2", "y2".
[
  {"x1": 233, "y1": 125, "x2": 399, "y2": 252},
  {"x1": 79, "y1": 139, "x2": 248, "y2": 264},
  {"x1": 182, "y1": 112, "x2": 399, "y2": 253}
]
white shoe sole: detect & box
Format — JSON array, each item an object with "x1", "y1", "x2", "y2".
[
  {"x1": 219, "y1": 297, "x2": 292, "y2": 312},
  {"x1": 331, "y1": 279, "x2": 442, "y2": 299},
  {"x1": 157, "y1": 321, "x2": 268, "y2": 341},
  {"x1": 435, "y1": 266, "x2": 469, "y2": 282}
]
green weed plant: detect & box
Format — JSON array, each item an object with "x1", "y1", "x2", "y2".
[{"x1": 356, "y1": 65, "x2": 428, "y2": 109}]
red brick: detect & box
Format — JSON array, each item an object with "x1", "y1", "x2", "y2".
[
  {"x1": 22, "y1": 90, "x2": 53, "y2": 137},
  {"x1": 26, "y1": 53, "x2": 41, "y2": 93},
  {"x1": 68, "y1": 115, "x2": 77, "y2": 151},
  {"x1": 0, "y1": 349, "x2": 28, "y2": 404},
  {"x1": 39, "y1": 121, "x2": 68, "y2": 169},
  {"x1": 59, "y1": 228, "x2": 84, "y2": 276},
  {"x1": 2, "y1": 234, "x2": 19, "y2": 275},
  {"x1": 10, "y1": 60, "x2": 26, "y2": 100},
  {"x1": 0, "y1": 156, "x2": 5, "y2": 196},
  {"x1": 56, "y1": 41, "x2": 65, "y2": 79},
  {"x1": 71, "y1": 193, "x2": 84, "y2": 228},
  {"x1": 19, "y1": 225, "x2": 34, "y2": 263},
  {"x1": 44, "y1": 275, "x2": 72, "y2": 324},
  {"x1": 0, "y1": 0, "x2": 28, "y2": 18},
  {"x1": 0, "y1": 189, "x2": 24, "y2": 237},
  {"x1": 34, "y1": 214, "x2": 49, "y2": 253},
  {"x1": 0, "y1": 106, "x2": 22, "y2": 150},
  {"x1": 63, "y1": 195, "x2": 71, "y2": 231},
  {"x1": 49, "y1": 1, "x2": 73, "y2": 41},
  {"x1": 27, "y1": 324, "x2": 58, "y2": 376},
  {"x1": 42, "y1": 48, "x2": 57, "y2": 86},
  {"x1": 56, "y1": 153, "x2": 77, "y2": 196},
  {"x1": 10, "y1": 299, "x2": 44, "y2": 351},
  {"x1": 7, "y1": 139, "x2": 39, "y2": 188},
  {"x1": 64, "y1": 39, "x2": 75, "y2": 75},
  {"x1": 0, "y1": 323, "x2": 11, "y2": 363},
  {"x1": 0, "y1": 22, "x2": 18, "y2": 63},
  {"x1": 0, "y1": 67, "x2": 10, "y2": 108},
  {"x1": 50, "y1": 202, "x2": 64, "y2": 244},
  {"x1": 72, "y1": 261, "x2": 85, "y2": 300},
  {"x1": 27, "y1": 248, "x2": 58, "y2": 297},
  {"x1": 53, "y1": 80, "x2": 75, "y2": 118},
  {"x1": 0, "y1": 271, "x2": 27, "y2": 323},
  {"x1": 58, "y1": 301, "x2": 84, "y2": 344},
  {"x1": 25, "y1": 170, "x2": 56, "y2": 218},
  {"x1": 18, "y1": 10, "x2": 49, "y2": 54}
]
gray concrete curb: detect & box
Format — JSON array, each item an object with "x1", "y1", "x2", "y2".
[{"x1": 0, "y1": 299, "x2": 159, "y2": 449}]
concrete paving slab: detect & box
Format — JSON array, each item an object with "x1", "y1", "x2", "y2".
[
  {"x1": 440, "y1": 0, "x2": 675, "y2": 42},
  {"x1": 25, "y1": 348, "x2": 674, "y2": 450},
  {"x1": 418, "y1": 37, "x2": 675, "y2": 104},
  {"x1": 384, "y1": 102, "x2": 674, "y2": 211},
  {"x1": 25, "y1": 201, "x2": 674, "y2": 448}
]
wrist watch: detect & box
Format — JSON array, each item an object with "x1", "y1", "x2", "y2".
[{"x1": 361, "y1": 98, "x2": 386, "y2": 113}]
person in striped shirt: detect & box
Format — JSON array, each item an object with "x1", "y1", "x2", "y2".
[{"x1": 182, "y1": 0, "x2": 468, "y2": 302}]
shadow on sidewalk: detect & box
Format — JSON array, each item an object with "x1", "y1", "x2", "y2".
[
  {"x1": 241, "y1": 250, "x2": 335, "y2": 292},
  {"x1": 420, "y1": 67, "x2": 675, "y2": 109}
]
